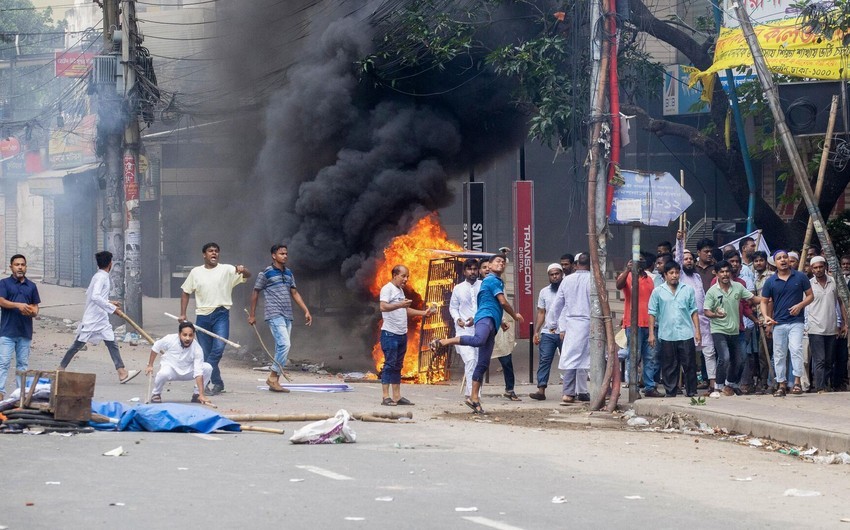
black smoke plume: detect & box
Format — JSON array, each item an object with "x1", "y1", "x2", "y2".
[{"x1": 215, "y1": 0, "x2": 532, "y2": 293}]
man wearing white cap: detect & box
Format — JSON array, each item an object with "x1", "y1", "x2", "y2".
[
  {"x1": 529, "y1": 263, "x2": 564, "y2": 400},
  {"x1": 807, "y1": 256, "x2": 847, "y2": 392},
  {"x1": 550, "y1": 253, "x2": 592, "y2": 403}
]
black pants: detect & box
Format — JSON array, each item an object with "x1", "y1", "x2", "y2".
[
  {"x1": 833, "y1": 336, "x2": 849, "y2": 390},
  {"x1": 660, "y1": 339, "x2": 697, "y2": 396},
  {"x1": 809, "y1": 334, "x2": 837, "y2": 390}
]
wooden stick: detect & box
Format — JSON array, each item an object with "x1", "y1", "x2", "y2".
[
  {"x1": 239, "y1": 425, "x2": 285, "y2": 434},
  {"x1": 115, "y1": 309, "x2": 156, "y2": 345},
  {"x1": 163, "y1": 312, "x2": 241, "y2": 348},
  {"x1": 145, "y1": 371, "x2": 153, "y2": 404},
  {"x1": 679, "y1": 169, "x2": 686, "y2": 232},
  {"x1": 800, "y1": 95, "x2": 840, "y2": 271},
  {"x1": 244, "y1": 309, "x2": 292, "y2": 382},
  {"x1": 226, "y1": 411, "x2": 412, "y2": 422}
]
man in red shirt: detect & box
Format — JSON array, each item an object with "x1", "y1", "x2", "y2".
[{"x1": 616, "y1": 255, "x2": 661, "y2": 397}]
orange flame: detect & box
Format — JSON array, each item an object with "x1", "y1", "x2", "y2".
[{"x1": 370, "y1": 213, "x2": 462, "y2": 382}]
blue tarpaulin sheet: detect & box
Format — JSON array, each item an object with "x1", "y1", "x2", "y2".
[{"x1": 91, "y1": 401, "x2": 240, "y2": 433}]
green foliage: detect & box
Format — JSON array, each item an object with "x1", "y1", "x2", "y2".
[
  {"x1": 827, "y1": 210, "x2": 850, "y2": 258},
  {"x1": 690, "y1": 396, "x2": 706, "y2": 406},
  {"x1": 793, "y1": 0, "x2": 850, "y2": 46},
  {"x1": 0, "y1": 0, "x2": 67, "y2": 123},
  {"x1": 362, "y1": 0, "x2": 663, "y2": 149}
]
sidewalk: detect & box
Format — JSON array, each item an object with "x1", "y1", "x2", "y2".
[{"x1": 633, "y1": 392, "x2": 850, "y2": 454}]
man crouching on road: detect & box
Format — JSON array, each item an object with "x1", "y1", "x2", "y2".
[{"x1": 146, "y1": 322, "x2": 213, "y2": 405}]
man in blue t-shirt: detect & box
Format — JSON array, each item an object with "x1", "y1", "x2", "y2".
[
  {"x1": 760, "y1": 250, "x2": 813, "y2": 396},
  {"x1": 248, "y1": 244, "x2": 312, "y2": 393},
  {"x1": 431, "y1": 254, "x2": 524, "y2": 414},
  {"x1": 0, "y1": 254, "x2": 41, "y2": 399}
]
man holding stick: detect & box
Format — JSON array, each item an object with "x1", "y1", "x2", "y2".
[
  {"x1": 59, "y1": 251, "x2": 139, "y2": 383},
  {"x1": 248, "y1": 244, "x2": 312, "y2": 393},
  {"x1": 146, "y1": 322, "x2": 213, "y2": 405},
  {"x1": 179, "y1": 243, "x2": 250, "y2": 396}
]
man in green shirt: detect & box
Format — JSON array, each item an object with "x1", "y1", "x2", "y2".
[{"x1": 704, "y1": 260, "x2": 763, "y2": 397}]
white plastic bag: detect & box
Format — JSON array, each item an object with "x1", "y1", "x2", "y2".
[{"x1": 289, "y1": 409, "x2": 357, "y2": 444}]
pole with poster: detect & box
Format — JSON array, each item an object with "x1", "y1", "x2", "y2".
[
  {"x1": 513, "y1": 181, "x2": 534, "y2": 340},
  {"x1": 609, "y1": 170, "x2": 692, "y2": 402}
]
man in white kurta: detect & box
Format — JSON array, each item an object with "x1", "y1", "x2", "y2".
[
  {"x1": 59, "y1": 251, "x2": 139, "y2": 383},
  {"x1": 449, "y1": 258, "x2": 479, "y2": 397},
  {"x1": 146, "y1": 322, "x2": 213, "y2": 405},
  {"x1": 550, "y1": 253, "x2": 592, "y2": 403}
]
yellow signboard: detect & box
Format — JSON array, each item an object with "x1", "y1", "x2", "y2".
[{"x1": 689, "y1": 18, "x2": 848, "y2": 99}]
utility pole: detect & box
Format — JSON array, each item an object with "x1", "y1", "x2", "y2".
[
  {"x1": 122, "y1": 0, "x2": 143, "y2": 325},
  {"x1": 733, "y1": 3, "x2": 850, "y2": 311},
  {"x1": 100, "y1": 0, "x2": 125, "y2": 306}
]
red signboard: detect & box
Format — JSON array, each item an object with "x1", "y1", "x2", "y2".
[
  {"x1": 0, "y1": 136, "x2": 21, "y2": 159},
  {"x1": 124, "y1": 153, "x2": 139, "y2": 201},
  {"x1": 513, "y1": 181, "x2": 534, "y2": 339},
  {"x1": 55, "y1": 51, "x2": 95, "y2": 78}
]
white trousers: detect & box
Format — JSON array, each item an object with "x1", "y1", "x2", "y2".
[
  {"x1": 456, "y1": 345, "x2": 477, "y2": 397},
  {"x1": 152, "y1": 363, "x2": 212, "y2": 395},
  {"x1": 701, "y1": 345, "x2": 717, "y2": 380}
]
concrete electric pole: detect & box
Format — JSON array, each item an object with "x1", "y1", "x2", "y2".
[{"x1": 122, "y1": 0, "x2": 143, "y2": 325}]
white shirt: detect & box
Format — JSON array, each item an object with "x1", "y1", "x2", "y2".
[
  {"x1": 554, "y1": 270, "x2": 592, "y2": 334},
  {"x1": 380, "y1": 282, "x2": 407, "y2": 335},
  {"x1": 537, "y1": 285, "x2": 560, "y2": 334},
  {"x1": 152, "y1": 333, "x2": 206, "y2": 378},
  {"x1": 76, "y1": 269, "x2": 116, "y2": 344},
  {"x1": 449, "y1": 280, "x2": 477, "y2": 337},
  {"x1": 181, "y1": 263, "x2": 246, "y2": 316}
]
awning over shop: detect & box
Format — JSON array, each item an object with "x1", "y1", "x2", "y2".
[{"x1": 28, "y1": 162, "x2": 99, "y2": 196}]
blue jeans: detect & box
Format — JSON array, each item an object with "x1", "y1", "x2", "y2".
[
  {"x1": 196, "y1": 307, "x2": 230, "y2": 387},
  {"x1": 773, "y1": 322, "x2": 804, "y2": 384},
  {"x1": 713, "y1": 333, "x2": 743, "y2": 388},
  {"x1": 625, "y1": 327, "x2": 658, "y2": 391},
  {"x1": 0, "y1": 336, "x2": 32, "y2": 392},
  {"x1": 460, "y1": 318, "x2": 496, "y2": 383},
  {"x1": 498, "y1": 354, "x2": 515, "y2": 392},
  {"x1": 267, "y1": 316, "x2": 292, "y2": 374},
  {"x1": 380, "y1": 330, "x2": 407, "y2": 384},
  {"x1": 536, "y1": 333, "x2": 562, "y2": 388}
]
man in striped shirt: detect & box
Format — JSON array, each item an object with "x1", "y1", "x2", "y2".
[{"x1": 248, "y1": 244, "x2": 312, "y2": 393}]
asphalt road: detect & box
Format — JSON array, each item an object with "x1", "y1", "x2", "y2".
[{"x1": 2, "y1": 314, "x2": 850, "y2": 528}]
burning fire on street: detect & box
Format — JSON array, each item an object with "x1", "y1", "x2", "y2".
[{"x1": 369, "y1": 213, "x2": 462, "y2": 383}]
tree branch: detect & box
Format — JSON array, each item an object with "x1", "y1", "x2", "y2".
[
  {"x1": 621, "y1": 103, "x2": 789, "y2": 240},
  {"x1": 627, "y1": 0, "x2": 714, "y2": 70}
]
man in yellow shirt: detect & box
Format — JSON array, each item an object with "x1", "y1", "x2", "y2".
[{"x1": 178, "y1": 243, "x2": 250, "y2": 395}]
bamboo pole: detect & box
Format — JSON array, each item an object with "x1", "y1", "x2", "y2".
[
  {"x1": 239, "y1": 425, "x2": 285, "y2": 434},
  {"x1": 226, "y1": 411, "x2": 412, "y2": 422},
  {"x1": 799, "y1": 95, "x2": 840, "y2": 271}
]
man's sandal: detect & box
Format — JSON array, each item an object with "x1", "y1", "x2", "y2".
[
  {"x1": 150, "y1": 394, "x2": 162, "y2": 403},
  {"x1": 790, "y1": 384, "x2": 804, "y2": 396},
  {"x1": 464, "y1": 398, "x2": 485, "y2": 414},
  {"x1": 773, "y1": 386, "x2": 786, "y2": 397},
  {"x1": 503, "y1": 391, "x2": 521, "y2": 401}
]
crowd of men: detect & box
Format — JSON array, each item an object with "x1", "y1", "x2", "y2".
[
  {"x1": 420, "y1": 232, "x2": 850, "y2": 411},
  {"x1": 611, "y1": 233, "x2": 849, "y2": 399}
]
